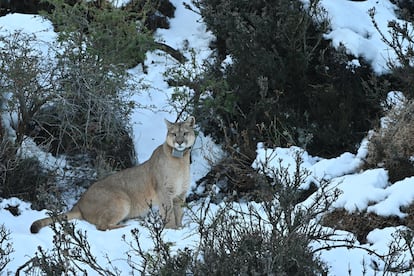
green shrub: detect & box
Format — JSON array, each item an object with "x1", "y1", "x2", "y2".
[
  {"x1": 122, "y1": 0, "x2": 176, "y2": 32},
  {"x1": 186, "y1": 0, "x2": 385, "y2": 159},
  {"x1": 43, "y1": 0, "x2": 156, "y2": 69}
]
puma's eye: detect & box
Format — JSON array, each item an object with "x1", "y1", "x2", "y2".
[{"x1": 183, "y1": 132, "x2": 188, "y2": 136}]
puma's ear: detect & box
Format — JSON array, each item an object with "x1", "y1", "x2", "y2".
[
  {"x1": 186, "y1": 116, "x2": 195, "y2": 127},
  {"x1": 164, "y1": 118, "x2": 174, "y2": 128}
]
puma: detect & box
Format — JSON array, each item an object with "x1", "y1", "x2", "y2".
[{"x1": 30, "y1": 116, "x2": 196, "y2": 233}]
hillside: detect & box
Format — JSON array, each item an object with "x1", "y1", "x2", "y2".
[{"x1": 1, "y1": 0, "x2": 414, "y2": 275}]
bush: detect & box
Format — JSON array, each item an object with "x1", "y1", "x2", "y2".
[
  {"x1": 0, "y1": 224, "x2": 13, "y2": 272},
  {"x1": 3, "y1": 152, "x2": 414, "y2": 274},
  {"x1": 35, "y1": 0, "x2": 154, "y2": 168},
  {"x1": 15, "y1": 211, "x2": 121, "y2": 275},
  {"x1": 130, "y1": 151, "x2": 335, "y2": 275},
  {"x1": 122, "y1": 0, "x2": 176, "y2": 32},
  {"x1": 0, "y1": 1, "x2": 155, "y2": 206},
  {"x1": 43, "y1": 0, "x2": 156, "y2": 69},
  {"x1": 0, "y1": 31, "x2": 59, "y2": 147},
  {"x1": 0, "y1": 2, "x2": 146, "y2": 170},
  {"x1": 367, "y1": 7, "x2": 414, "y2": 182},
  {"x1": 370, "y1": 4, "x2": 414, "y2": 100},
  {"x1": 366, "y1": 99, "x2": 414, "y2": 182},
  {"x1": 185, "y1": 0, "x2": 385, "y2": 159},
  {"x1": 1, "y1": 156, "x2": 50, "y2": 209},
  {"x1": 0, "y1": 136, "x2": 54, "y2": 209}
]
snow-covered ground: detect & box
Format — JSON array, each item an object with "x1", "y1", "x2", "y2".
[{"x1": 1, "y1": 0, "x2": 414, "y2": 274}]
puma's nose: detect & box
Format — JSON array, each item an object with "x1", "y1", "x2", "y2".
[{"x1": 176, "y1": 137, "x2": 184, "y2": 145}]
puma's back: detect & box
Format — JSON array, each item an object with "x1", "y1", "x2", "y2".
[{"x1": 30, "y1": 116, "x2": 196, "y2": 233}]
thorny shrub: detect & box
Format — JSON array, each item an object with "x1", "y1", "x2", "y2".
[
  {"x1": 0, "y1": 1, "x2": 156, "y2": 207},
  {"x1": 14, "y1": 211, "x2": 121, "y2": 275},
  {"x1": 0, "y1": 224, "x2": 13, "y2": 272},
  {"x1": 370, "y1": 6, "x2": 414, "y2": 100},
  {"x1": 131, "y1": 151, "x2": 336, "y2": 275},
  {"x1": 2, "y1": 153, "x2": 414, "y2": 274}
]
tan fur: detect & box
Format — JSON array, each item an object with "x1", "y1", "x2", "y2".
[{"x1": 30, "y1": 116, "x2": 196, "y2": 233}]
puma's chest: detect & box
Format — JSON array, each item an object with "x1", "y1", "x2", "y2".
[
  {"x1": 150, "y1": 146, "x2": 191, "y2": 195},
  {"x1": 162, "y1": 164, "x2": 190, "y2": 195}
]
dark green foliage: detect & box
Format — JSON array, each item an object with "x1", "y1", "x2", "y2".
[
  {"x1": 0, "y1": 155, "x2": 50, "y2": 210},
  {"x1": 392, "y1": 0, "x2": 414, "y2": 22},
  {"x1": 190, "y1": 0, "x2": 385, "y2": 158},
  {"x1": 123, "y1": 0, "x2": 176, "y2": 31},
  {"x1": 0, "y1": 0, "x2": 54, "y2": 16},
  {"x1": 304, "y1": 48, "x2": 385, "y2": 156},
  {"x1": 43, "y1": 0, "x2": 156, "y2": 69}
]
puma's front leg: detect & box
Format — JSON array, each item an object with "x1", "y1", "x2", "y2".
[
  {"x1": 158, "y1": 193, "x2": 176, "y2": 228},
  {"x1": 158, "y1": 188, "x2": 185, "y2": 229},
  {"x1": 172, "y1": 196, "x2": 185, "y2": 227}
]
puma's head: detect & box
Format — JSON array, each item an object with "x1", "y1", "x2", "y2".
[{"x1": 165, "y1": 116, "x2": 196, "y2": 155}]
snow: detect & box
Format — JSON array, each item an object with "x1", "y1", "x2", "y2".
[
  {"x1": 0, "y1": 13, "x2": 56, "y2": 56},
  {"x1": 128, "y1": 0, "x2": 214, "y2": 163},
  {"x1": 320, "y1": 0, "x2": 403, "y2": 74},
  {"x1": 331, "y1": 168, "x2": 389, "y2": 212},
  {"x1": 368, "y1": 176, "x2": 414, "y2": 218},
  {"x1": 1, "y1": 0, "x2": 414, "y2": 275}
]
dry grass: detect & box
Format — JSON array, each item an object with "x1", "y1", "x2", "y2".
[
  {"x1": 366, "y1": 99, "x2": 414, "y2": 182},
  {"x1": 322, "y1": 209, "x2": 403, "y2": 243},
  {"x1": 322, "y1": 201, "x2": 414, "y2": 244}
]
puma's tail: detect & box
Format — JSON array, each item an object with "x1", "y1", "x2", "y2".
[{"x1": 30, "y1": 207, "x2": 82, "y2": 234}]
